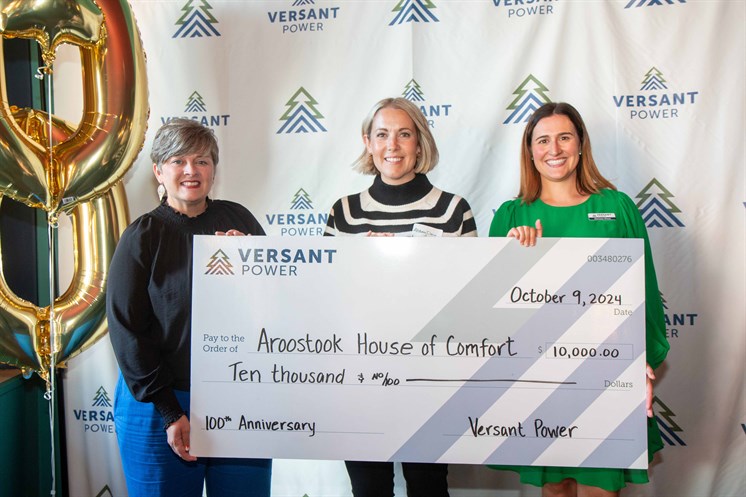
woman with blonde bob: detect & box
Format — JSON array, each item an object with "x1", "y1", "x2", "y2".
[
  {"x1": 325, "y1": 98, "x2": 476, "y2": 496},
  {"x1": 353, "y1": 97, "x2": 439, "y2": 176},
  {"x1": 489, "y1": 102, "x2": 669, "y2": 496},
  {"x1": 325, "y1": 97, "x2": 476, "y2": 237}
]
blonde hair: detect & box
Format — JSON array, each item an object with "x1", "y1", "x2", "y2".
[{"x1": 352, "y1": 97, "x2": 439, "y2": 175}]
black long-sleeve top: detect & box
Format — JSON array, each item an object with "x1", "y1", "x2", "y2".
[{"x1": 106, "y1": 199, "x2": 265, "y2": 425}]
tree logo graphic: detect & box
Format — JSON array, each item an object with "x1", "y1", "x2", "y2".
[
  {"x1": 640, "y1": 67, "x2": 667, "y2": 91},
  {"x1": 277, "y1": 87, "x2": 327, "y2": 134},
  {"x1": 92, "y1": 386, "x2": 112, "y2": 408},
  {"x1": 174, "y1": 0, "x2": 221, "y2": 38},
  {"x1": 625, "y1": 0, "x2": 686, "y2": 9},
  {"x1": 185, "y1": 91, "x2": 208, "y2": 113},
  {"x1": 390, "y1": 0, "x2": 439, "y2": 26},
  {"x1": 403, "y1": 79, "x2": 425, "y2": 102},
  {"x1": 635, "y1": 178, "x2": 685, "y2": 228},
  {"x1": 503, "y1": 75, "x2": 551, "y2": 124},
  {"x1": 290, "y1": 189, "x2": 313, "y2": 210},
  {"x1": 653, "y1": 397, "x2": 686, "y2": 446},
  {"x1": 205, "y1": 249, "x2": 234, "y2": 275},
  {"x1": 660, "y1": 291, "x2": 668, "y2": 310},
  {"x1": 94, "y1": 485, "x2": 114, "y2": 497}
]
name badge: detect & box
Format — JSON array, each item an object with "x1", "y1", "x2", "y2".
[
  {"x1": 588, "y1": 213, "x2": 616, "y2": 221},
  {"x1": 410, "y1": 223, "x2": 444, "y2": 237}
]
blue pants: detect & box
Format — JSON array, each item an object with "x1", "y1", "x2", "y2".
[{"x1": 114, "y1": 375, "x2": 271, "y2": 497}]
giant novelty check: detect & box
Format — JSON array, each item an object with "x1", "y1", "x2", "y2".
[{"x1": 190, "y1": 237, "x2": 648, "y2": 469}]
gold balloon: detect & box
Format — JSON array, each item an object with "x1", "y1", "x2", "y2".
[
  {"x1": 0, "y1": 182, "x2": 129, "y2": 377},
  {"x1": 0, "y1": 108, "x2": 131, "y2": 376},
  {"x1": 0, "y1": 45, "x2": 49, "y2": 210},
  {"x1": 0, "y1": 0, "x2": 104, "y2": 63},
  {"x1": 0, "y1": 0, "x2": 147, "y2": 377},
  {"x1": 0, "y1": 0, "x2": 148, "y2": 215}
]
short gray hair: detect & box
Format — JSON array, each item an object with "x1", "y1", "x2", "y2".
[
  {"x1": 352, "y1": 97, "x2": 439, "y2": 175},
  {"x1": 150, "y1": 119, "x2": 219, "y2": 171}
]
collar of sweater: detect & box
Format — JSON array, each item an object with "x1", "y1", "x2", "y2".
[
  {"x1": 155, "y1": 197, "x2": 214, "y2": 226},
  {"x1": 368, "y1": 174, "x2": 433, "y2": 206}
]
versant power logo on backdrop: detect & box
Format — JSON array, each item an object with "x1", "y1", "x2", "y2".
[
  {"x1": 277, "y1": 88, "x2": 327, "y2": 133},
  {"x1": 503, "y1": 75, "x2": 551, "y2": 124},
  {"x1": 206, "y1": 249, "x2": 234, "y2": 275},
  {"x1": 403, "y1": 79, "x2": 452, "y2": 128},
  {"x1": 174, "y1": 0, "x2": 221, "y2": 38},
  {"x1": 613, "y1": 67, "x2": 699, "y2": 119},
  {"x1": 492, "y1": 0, "x2": 556, "y2": 19},
  {"x1": 267, "y1": 0, "x2": 341, "y2": 34},
  {"x1": 389, "y1": 0, "x2": 439, "y2": 25},
  {"x1": 653, "y1": 397, "x2": 686, "y2": 446},
  {"x1": 661, "y1": 292, "x2": 699, "y2": 341},
  {"x1": 635, "y1": 178, "x2": 685, "y2": 228},
  {"x1": 625, "y1": 0, "x2": 685, "y2": 9},
  {"x1": 265, "y1": 188, "x2": 330, "y2": 236},
  {"x1": 161, "y1": 91, "x2": 231, "y2": 127},
  {"x1": 73, "y1": 386, "x2": 115, "y2": 434}
]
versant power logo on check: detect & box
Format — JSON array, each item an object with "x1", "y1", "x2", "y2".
[
  {"x1": 205, "y1": 249, "x2": 234, "y2": 275},
  {"x1": 238, "y1": 247, "x2": 337, "y2": 277}
]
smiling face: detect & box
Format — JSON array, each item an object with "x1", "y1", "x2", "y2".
[
  {"x1": 364, "y1": 107, "x2": 421, "y2": 185},
  {"x1": 530, "y1": 114, "x2": 581, "y2": 186},
  {"x1": 153, "y1": 152, "x2": 215, "y2": 217}
]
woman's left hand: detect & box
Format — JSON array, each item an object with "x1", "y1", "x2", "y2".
[
  {"x1": 215, "y1": 229, "x2": 246, "y2": 236},
  {"x1": 646, "y1": 363, "x2": 656, "y2": 418}
]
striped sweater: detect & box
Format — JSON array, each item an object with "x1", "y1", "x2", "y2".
[{"x1": 324, "y1": 174, "x2": 477, "y2": 236}]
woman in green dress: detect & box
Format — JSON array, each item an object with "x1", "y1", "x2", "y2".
[{"x1": 489, "y1": 102, "x2": 669, "y2": 496}]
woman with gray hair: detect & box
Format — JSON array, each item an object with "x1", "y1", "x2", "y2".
[
  {"x1": 107, "y1": 119, "x2": 271, "y2": 496},
  {"x1": 325, "y1": 98, "x2": 477, "y2": 496}
]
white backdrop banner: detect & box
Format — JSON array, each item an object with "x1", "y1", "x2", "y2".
[{"x1": 58, "y1": 1, "x2": 745, "y2": 496}]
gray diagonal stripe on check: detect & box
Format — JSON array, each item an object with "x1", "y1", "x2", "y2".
[
  {"x1": 580, "y1": 400, "x2": 648, "y2": 468},
  {"x1": 484, "y1": 302, "x2": 645, "y2": 463},
  {"x1": 410, "y1": 239, "x2": 560, "y2": 343},
  {"x1": 391, "y1": 239, "x2": 644, "y2": 464}
]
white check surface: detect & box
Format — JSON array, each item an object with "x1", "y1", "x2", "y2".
[{"x1": 190, "y1": 237, "x2": 646, "y2": 468}]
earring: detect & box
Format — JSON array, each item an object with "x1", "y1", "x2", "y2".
[
  {"x1": 579, "y1": 151, "x2": 582, "y2": 156},
  {"x1": 157, "y1": 184, "x2": 166, "y2": 201}
]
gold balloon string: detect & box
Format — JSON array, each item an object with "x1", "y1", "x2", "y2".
[
  {"x1": 45, "y1": 369, "x2": 58, "y2": 497},
  {"x1": 34, "y1": 65, "x2": 50, "y2": 81},
  {"x1": 45, "y1": 214, "x2": 58, "y2": 497},
  {"x1": 42, "y1": 64, "x2": 58, "y2": 497}
]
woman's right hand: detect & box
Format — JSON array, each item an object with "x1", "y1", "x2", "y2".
[
  {"x1": 366, "y1": 230, "x2": 394, "y2": 237},
  {"x1": 507, "y1": 219, "x2": 542, "y2": 247},
  {"x1": 166, "y1": 414, "x2": 197, "y2": 462}
]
